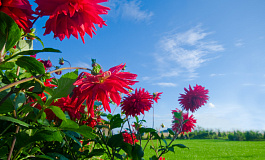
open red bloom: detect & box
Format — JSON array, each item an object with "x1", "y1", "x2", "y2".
[
  {"x1": 51, "y1": 95, "x2": 85, "y2": 120},
  {"x1": 121, "y1": 88, "x2": 153, "y2": 117},
  {"x1": 122, "y1": 131, "x2": 138, "y2": 145},
  {"x1": 0, "y1": 0, "x2": 34, "y2": 32},
  {"x1": 153, "y1": 92, "x2": 162, "y2": 103},
  {"x1": 172, "y1": 109, "x2": 196, "y2": 134},
  {"x1": 73, "y1": 63, "x2": 138, "y2": 118},
  {"x1": 35, "y1": 0, "x2": 110, "y2": 43},
  {"x1": 179, "y1": 84, "x2": 209, "y2": 113}
]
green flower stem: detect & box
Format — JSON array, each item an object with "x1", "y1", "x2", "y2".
[
  {"x1": 98, "y1": 129, "x2": 112, "y2": 159},
  {"x1": 0, "y1": 67, "x2": 91, "y2": 93}
]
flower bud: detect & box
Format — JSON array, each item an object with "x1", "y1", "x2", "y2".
[
  {"x1": 40, "y1": 60, "x2": 52, "y2": 70},
  {"x1": 59, "y1": 58, "x2": 64, "y2": 65}
]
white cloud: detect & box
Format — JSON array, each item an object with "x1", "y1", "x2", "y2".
[
  {"x1": 210, "y1": 73, "x2": 225, "y2": 77},
  {"x1": 156, "y1": 25, "x2": 224, "y2": 78},
  {"x1": 154, "y1": 82, "x2": 177, "y2": 87},
  {"x1": 208, "y1": 103, "x2": 215, "y2": 108},
  {"x1": 109, "y1": 0, "x2": 153, "y2": 21}
]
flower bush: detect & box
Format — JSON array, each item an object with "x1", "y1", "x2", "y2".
[{"x1": 0, "y1": 1, "x2": 209, "y2": 160}]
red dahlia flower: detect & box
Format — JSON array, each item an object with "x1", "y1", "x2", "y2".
[
  {"x1": 122, "y1": 132, "x2": 138, "y2": 145},
  {"x1": 35, "y1": 0, "x2": 110, "y2": 43},
  {"x1": 153, "y1": 92, "x2": 162, "y2": 103},
  {"x1": 172, "y1": 109, "x2": 196, "y2": 134},
  {"x1": 0, "y1": 0, "x2": 34, "y2": 32},
  {"x1": 51, "y1": 95, "x2": 85, "y2": 120},
  {"x1": 121, "y1": 88, "x2": 153, "y2": 117},
  {"x1": 73, "y1": 63, "x2": 138, "y2": 118},
  {"x1": 179, "y1": 84, "x2": 209, "y2": 113}
]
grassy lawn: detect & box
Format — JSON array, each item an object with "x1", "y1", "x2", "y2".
[{"x1": 141, "y1": 139, "x2": 265, "y2": 160}]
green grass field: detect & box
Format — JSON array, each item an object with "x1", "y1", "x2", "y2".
[{"x1": 141, "y1": 139, "x2": 265, "y2": 160}]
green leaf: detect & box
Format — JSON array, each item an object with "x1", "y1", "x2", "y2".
[
  {"x1": 34, "y1": 155, "x2": 54, "y2": 160},
  {"x1": 31, "y1": 130, "x2": 63, "y2": 142},
  {"x1": 16, "y1": 56, "x2": 45, "y2": 75},
  {"x1": 183, "y1": 119, "x2": 189, "y2": 124},
  {"x1": 174, "y1": 111, "x2": 182, "y2": 119},
  {"x1": 25, "y1": 34, "x2": 44, "y2": 48},
  {"x1": 138, "y1": 128, "x2": 156, "y2": 134},
  {"x1": 120, "y1": 142, "x2": 132, "y2": 157},
  {"x1": 0, "y1": 12, "x2": 21, "y2": 53},
  {"x1": 167, "y1": 128, "x2": 175, "y2": 136},
  {"x1": 17, "y1": 39, "x2": 33, "y2": 52},
  {"x1": 162, "y1": 139, "x2": 167, "y2": 146},
  {"x1": 76, "y1": 125, "x2": 96, "y2": 139},
  {"x1": 64, "y1": 131, "x2": 82, "y2": 147},
  {"x1": 0, "y1": 116, "x2": 29, "y2": 127},
  {"x1": 172, "y1": 144, "x2": 189, "y2": 149},
  {"x1": 60, "y1": 119, "x2": 79, "y2": 130},
  {"x1": 45, "y1": 71, "x2": 78, "y2": 105},
  {"x1": 3, "y1": 48, "x2": 61, "y2": 63},
  {"x1": 149, "y1": 155, "x2": 158, "y2": 160},
  {"x1": 132, "y1": 144, "x2": 144, "y2": 160},
  {"x1": 0, "y1": 90, "x2": 13, "y2": 113},
  {"x1": 13, "y1": 92, "x2": 26, "y2": 110},
  {"x1": 47, "y1": 106, "x2": 66, "y2": 121},
  {"x1": 168, "y1": 146, "x2": 175, "y2": 153},
  {"x1": 0, "y1": 62, "x2": 15, "y2": 69},
  {"x1": 110, "y1": 114, "x2": 123, "y2": 130},
  {"x1": 107, "y1": 133, "x2": 124, "y2": 148}
]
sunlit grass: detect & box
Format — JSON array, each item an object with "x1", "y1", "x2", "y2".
[{"x1": 142, "y1": 139, "x2": 265, "y2": 159}]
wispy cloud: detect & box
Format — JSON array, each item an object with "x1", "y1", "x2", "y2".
[
  {"x1": 210, "y1": 73, "x2": 225, "y2": 77},
  {"x1": 208, "y1": 103, "x2": 215, "y2": 108},
  {"x1": 235, "y1": 39, "x2": 244, "y2": 47},
  {"x1": 108, "y1": 0, "x2": 153, "y2": 22},
  {"x1": 156, "y1": 25, "x2": 224, "y2": 79},
  {"x1": 153, "y1": 82, "x2": 177, "y2": 87}
]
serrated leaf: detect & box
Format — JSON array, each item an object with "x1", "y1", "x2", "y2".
[
  {"x1": 0, "y1": 12, "x2": 21, "y2": 53},
  {"x1": 0, "y1": 116, "x2": 29, "y2": 127},
  {"x1": 16, "y1": 56, "x2": 45, "y2": 75}
]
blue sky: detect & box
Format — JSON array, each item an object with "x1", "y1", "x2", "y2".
[{"x1": 33, "y1": 0, "x2": 265, "y2": 131}]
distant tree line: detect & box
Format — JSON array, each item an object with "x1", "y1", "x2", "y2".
[{"x1": 185, "y1": 127, "x2": 265, "y2": 141}]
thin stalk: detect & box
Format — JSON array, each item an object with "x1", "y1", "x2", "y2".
[
  {"x1": 98, "y1": 129, "x2": 112, "y2": 159},
  {"x1": 7, "y1": 125, "x2": 19, "y2": 160}
]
